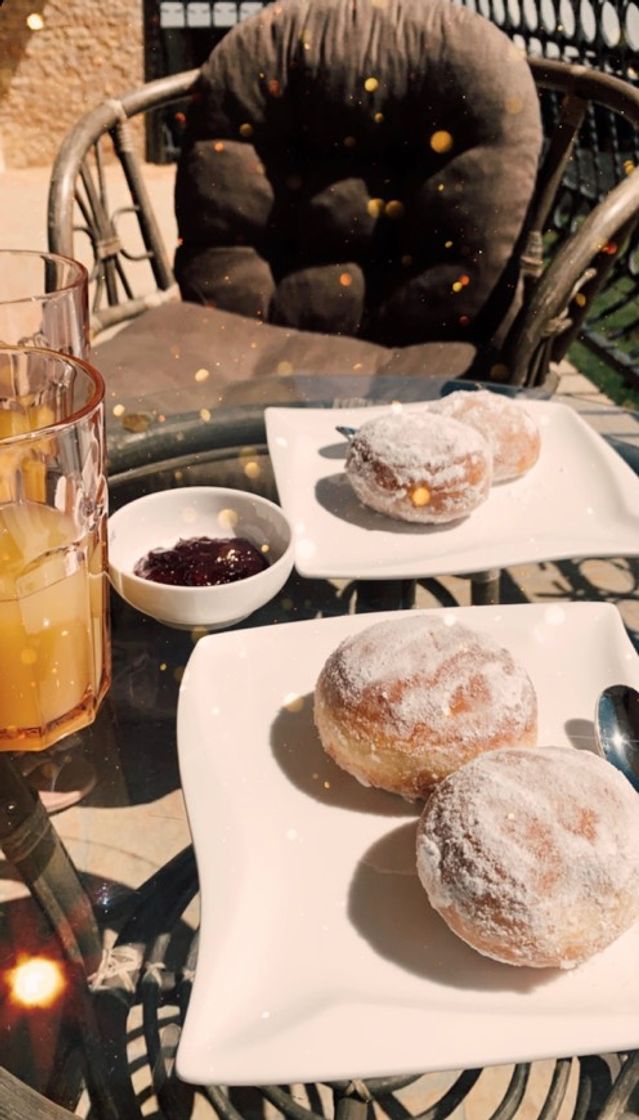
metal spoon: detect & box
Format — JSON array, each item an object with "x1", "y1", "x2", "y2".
[
  {"x1": 336, "y1": 425, "x2": 358, "y2": 440},
  {"x1": 594, "y1": 684, "x2": 639, "y2": 791}
]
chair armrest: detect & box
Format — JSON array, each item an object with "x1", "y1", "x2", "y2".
[
  {"x1": 505, "y1": 167, "x2": 639, "y2": 384},
  {"x1": 0, "y1": 1067, "x2": 77, "y2": 1120},
  {"x1": 48, "y1": 70, "x2": 199, "y2": 259}
]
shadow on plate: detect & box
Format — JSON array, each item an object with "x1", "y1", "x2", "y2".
[
  {"x1": 564, "y1": 717, "x2": 596, "y2": 752},
  {"x1": 314, "y1": 474, "x2": 462, "y2": 534},
  {"x1": 318, "y1": 439, "x2": 350, "y2": 461},
  {"x1": 270, "y1": 692, "x2": 420, "y2": 818},
  {"x1": 348, "y1": 820, "x2": 557, "y2": 994}
]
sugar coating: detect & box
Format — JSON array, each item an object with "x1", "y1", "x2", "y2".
[
  {"x1": 429, "y1": 389, "x2": 540, "y2": 481},
  {"x1": 417, "y1": 745, "x2": 639, "y2": 969},
  {"x1": 314, "y1": 614, "x2": 537, "y2": 798},
  {"x1": 322, "y1": 614, "x2": 532, "y2": 738},
  {"x1": 345, "y1": 410, "x2": 492, "y2": 523}
]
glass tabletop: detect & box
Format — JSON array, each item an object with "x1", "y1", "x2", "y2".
[{"x1": 1, "y1": 375, "x2": 639, "y2": 1119}]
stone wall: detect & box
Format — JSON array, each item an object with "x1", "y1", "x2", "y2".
[{"x1": 0, "y1": 0, "x2": 144, "y2": 168}]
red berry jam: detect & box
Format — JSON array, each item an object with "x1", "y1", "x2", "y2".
[{"x1": 134, "y1": 536, "x2": 268, "y2": 587}]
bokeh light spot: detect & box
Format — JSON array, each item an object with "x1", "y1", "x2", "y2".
[
  {"x1": 339, "y1": 272, "x2": 353, "y2": 287},
  {"x1": 9, "y1": 957, "x2": 65, "y2": 1008},
  {"x1": 26, "y1": 12, "x2": 45, "y2": 30},
  {"x1": 218, "y1": 508, "x2": 239, "y2": 530},
  {"x1": 194, "y1": 368, "x2": 209, "y2": 383},
  {"x1": 430, "y1": 130, "x2": 453, "y2": 153},
  {"x1": 296, "y1": 538, "x2": 316, "y2": 561},
  {"x1": 122, "y1": 413, "x2": 151, "y2": 434},
  {"x1": 410, "y1": 485, "x2": 431, "y2": 507},
  {"x1": 385, "y1": 199, "x2": 404, "y2": 219},
  {"x1": 239, "y1": 122, "x2": 254, "y2": 138},
  {"x1": 364, "y1": 76, "x2": 379, "y2": 92}
]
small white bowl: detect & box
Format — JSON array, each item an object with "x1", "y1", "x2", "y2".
[{"x1": 108, "y1": 486, "x2": 294, "y2": 630}]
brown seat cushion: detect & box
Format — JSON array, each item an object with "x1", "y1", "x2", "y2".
[
  {"x1": 175, "y1": 0, "x2": 542, "y2": 348},
  {"x1": 93, "y1": 301, "x2": 476, "y2": 419}
]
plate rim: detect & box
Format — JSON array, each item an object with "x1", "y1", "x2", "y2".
[
  {"x1": 176, "y1": 601, "x2": 639, "y2": 1085},
  {"x1": 265, "y1": 400, "x2": 639, "y2": 579}
]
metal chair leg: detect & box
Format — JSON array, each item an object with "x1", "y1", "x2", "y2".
[
  {"x1": 355, "y1": 580, "x2": 417, "y2": 612},
  {"x1": 469, "y1": 568, "x2": 502, "y2": 605},
  {"x1": 0, "y1": 755, "x2": 102, "y2": 976}
]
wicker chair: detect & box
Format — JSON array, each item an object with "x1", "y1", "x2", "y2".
[{"x1": 48, "y1": 48, "x2": 639, "y2": 395}]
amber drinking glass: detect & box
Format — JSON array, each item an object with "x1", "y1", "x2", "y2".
[
  {"x1": 0, "y1": 346, "x2": 110, "y2": 752},
  {"x1": 0, "y1": 250, "x2": 89, "y2": 357}
]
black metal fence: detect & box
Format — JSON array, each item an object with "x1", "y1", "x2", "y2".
[
  {"x1": 143, "y1": 0, "x2": 271, "y2": 161},
  {"x1": 457, "y1": 0, "x2": 639, "y2": 389}
]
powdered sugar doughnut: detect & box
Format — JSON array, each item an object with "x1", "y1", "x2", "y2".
[
  {"x1": 344, "y1": 411, "x2": 492, "y2": 524},
  {"x1": 313, "y1": 614, "x2": 537, "y2": 800},
  {"x1": 416, "y1": 746, "x2": 639, "y2": 969},
  {"x1": 429, "y1": 389, "x2": 540, "y2": 481}
]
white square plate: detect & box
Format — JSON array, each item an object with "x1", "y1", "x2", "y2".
[
  {"x1": 176, "y1": 602, "x2": 639, "y2": 1087},
  {"x1": 265, "y1": 400, "x2": 639, "y2": 579}
]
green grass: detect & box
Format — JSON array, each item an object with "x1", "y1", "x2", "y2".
[
  {"x1": 567, "y1": 271, "x2": 639, "y2": 412},
  {"x1": 569, "y1": 340, "x2": 639, "y2": 411}
]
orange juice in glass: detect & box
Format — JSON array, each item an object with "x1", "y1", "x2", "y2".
[{"x1": 0, "y1": 346, "x2": 110, "y2": 750}]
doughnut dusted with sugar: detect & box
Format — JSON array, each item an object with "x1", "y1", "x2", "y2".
[
  {"x1": 429, "y1": 389, "x2": 540, "y2": 481},
  {"x1": 344, "y1": 410, "x2": 493, "y2": 523},
  {"x1": 416, "y1": 745, "x2": 639, "y2": 969},
  {"x1": 313, "y1": 613, "x2": 537, "y2": 800}
]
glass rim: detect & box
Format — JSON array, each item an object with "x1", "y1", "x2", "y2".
[
  {"x1": 0, "y1": 344, "x2": 104, "y2": 447},
  {"x1": 0, "y1": 249, "x2": 88, "y2": 307}
]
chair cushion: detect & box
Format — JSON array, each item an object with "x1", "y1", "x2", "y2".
[
  {"x1": 175, "y1": 0, "x2": 542, "y2": 347},
  {"x1": 92, "y1": 301, "x2": 476, "y2": 418}
]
